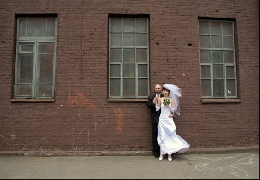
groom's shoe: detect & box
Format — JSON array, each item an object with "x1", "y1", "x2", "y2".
[
  {"x1": 153, "y1": 152, "x2": 159, "y2": 158},
  {"x1": 154, "y1": 154, "x2": 159, "y2": 158}
]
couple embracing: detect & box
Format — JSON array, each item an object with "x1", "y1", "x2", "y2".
[{"x1": 147, "y1": 84, "x2": 190, "y2": 161}]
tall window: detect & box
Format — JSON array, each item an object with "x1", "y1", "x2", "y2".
[
  {"x1": 15, "y1": 17, "x2": 57, "y2": 99},
  {"x1": 109, "y1": 16, "x2": 149, "y2": 99},
  {"x1": 199, "y1": 19, "x2": 237, "y2": 98}
]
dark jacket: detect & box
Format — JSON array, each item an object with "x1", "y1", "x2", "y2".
[{"x1": 147, "y1": 93, "x2": 163, "y2": 123}]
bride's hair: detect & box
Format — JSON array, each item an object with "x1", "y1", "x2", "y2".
[{"x1": 162, "y1": 87, "x2": 170, "y2": 94}]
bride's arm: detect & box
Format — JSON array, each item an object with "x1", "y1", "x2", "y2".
[{"x1": 168, "y1": 99, "x2": 175, "y2": 114}]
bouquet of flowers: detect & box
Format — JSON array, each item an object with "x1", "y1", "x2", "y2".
[{"x1": 163, "y1": 98, "x2": 170, "y2": 105}]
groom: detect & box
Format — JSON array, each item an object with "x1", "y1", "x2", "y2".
[{"x1": 147, "y1": 84, "x2": 163, "y2": 158}]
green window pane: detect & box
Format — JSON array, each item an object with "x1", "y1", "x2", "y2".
[
  {"x1": 38, "y1": 42, "x2": 54, "y2": 53},
  {"x1": 222, "y1": 22, "x2": 233, "y2": 35},
  {"x1": 110, "y1": 79, "x2": 120, "y2": 96},
  {"x1": 27, "y1": 18, "x2": 47, "y2": 37},
  {"x1": 123, "y1": 49, "x2": 135, "y2": 62},
  {"x1": 36, "y1": 84, "x2": 53, "y2": 97},
  {"x1": 123, "y1": 18, "x2": 135, "y2": 32},
  {"x1": 200, "y1": 50, "x2": 211, "y2": 63},
  {"x1": 136, "y1": 34, "x2": 147, "y2": 46},
  {"x1": 18, "y1": 18, "x2": 27, "y2": 37},
  {"x1": 20, "y1": 43, "x2": 33, "y2": 52},
  {"x1": 136, "y1": 49, "x2": 147, "y2": 62},
  {"x1": 199, "y1": 36, "x2": 210, "y2": 48},
  {"x1": 46, "y1": 18, "x2": 56, "y2": 36},
  {"x1": 123, "y1": 78, "x2": 135, "y2": 97},
  {"x1": 110, "y1": 64, "x2": 121, "y2": 77},
  {"x1": 16, "y1": 84, "x2": 32, "y2": 96},
  {"x1": 110, "y1": 49, "x2": 122, "y2": 62},
  {"x1": 226, "y1": 79, "x2": 235, "y2": 96},
  {"x1": 138, "y1": 79, "x2": 148, "y2": 96},
  {"x1": 111, "y1": 34, "x2": 122, "y2": 46},
  {"x1": 226, "y1": 66, "x2": 235, "y2": 78},
  {"x1": 138, "y1": 64, "x2": 147, "y2": 77},
  {"x1": 212, "y1": 51, "x2": 223, "y2": 63},
  {"x1": 201, "y1": 65, "x2": 211, "y2": 78},
  {"x1": 136, "y1": 18, "x2": 147, "y2": 33},
  {"x1": 213, "y1": 65, "x2": 223, "y2": 78},
  {"x1": 199, "y1": 21, "x2": 210, "y2": 35},
  {"x1": 213, "y1": 79, "x2": 224, "y2": 97},
  {"x1": 224, "y1": 51, "x2": 234, "y2": 63},
  {"x1": 211, "y1": 36, "x2": 222, "y2": 48},
  {"x1": 111, "y1": 19, "x2": 122, "y2": 33},
  {"x1": 38, "y1": 54, "x2": 54, "y2": 83},
  {"x1": 18, "y1": 54, "x2": 34, "y2": 83},
  {"x1": 201, "y1": 79, "x2": 211, "y2": 96},
  {"x1": 210, "y1": 21, "x2": 221, "y2": 35},
  {"x1": 223, "y1": 36, "x2": 234, "y2": 48},
  {"x1": 123, "y1": 34, "x2": 135, "y2": 46},
  {"x1": 123, "y1": 63, "x2": 135, "y2": 77}
]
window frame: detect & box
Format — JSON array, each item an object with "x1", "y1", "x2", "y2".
[
  {"x1": 14, "y1": 16, "x2": 57, "y2": 100},
  {"x1": 108, "y1": 15, "x2": 150, "y2": 100},
  {"x1": 199, "y1": 18, "x2": 238, "y2": 100}
]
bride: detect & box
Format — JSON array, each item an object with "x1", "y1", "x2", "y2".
[{"x1": 155, "y1": 84, "x2": 190, "y2": 161}]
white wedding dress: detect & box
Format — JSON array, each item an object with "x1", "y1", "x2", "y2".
[{"x1": 157, "y1": 104, "x2": 190, "y2": 154}]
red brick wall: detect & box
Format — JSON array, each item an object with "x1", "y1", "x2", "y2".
[{"x1": 0, "y1": 0, "x2": 259, "y2": 153}]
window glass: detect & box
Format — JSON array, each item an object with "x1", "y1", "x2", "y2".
[
  {"x1": 110, "y1": 79, "x2": 120, "y2": 96},
  {"x1": 199, "y1": 36, "x2": 211, "y2": 48},
  {"x1": 212, "y1": 51, "x2": 223, "y2": 63},
  {"x1": 123, "y1": 49, "x2": 135, "y2": 62},
  {"x1": 138, "y1": 79, "x2": 148, "y2": 96},
  {"x1": 213, "y1": 79, "x2": 224, "y2": 97},
  {"x1": 226, "y1": 66, "x2": 235, "y2": 78},
  {"x1": 222, "y1": 22, "x2": 233, "y2": 35},
  {"x1": 123, "y1": 18, "x2": 135, "y2": 32},
  {"x1": 223, "y1": 36, "x2": 234, "y2": 48},
  {"x1": 136, "y1": 19, "x2": 147, "y2": 32},
  {"x1": 136, "y1": 34, "x2": 147, "y2": 46},
  {"x1": 111, "y1": 19, "x2": 122, "y2": 32},
  {"x1": 138, "y1": 64, "x2": 147, "y2": 77},
  {"x1": 199, "y1": 21, "x2": 210, "y2": 34},
  {"x1": 226, "y1": 79, "x2": 235, "y2": 96},
  {"x1": 136, "y1": 49, "x2": 147, "y2": 62},
  {"x1": 200, "y1": 50, "x2": 211, "y2": 63},
  {"x1": 201, "y1": 80, "x2": 211, "y2": 96},
  {"x1": 110, "y1": 64, "x2": 121, "y2": 77},
  {"x1": 224, "y1": 51, "x2": 234, "y2": 63},
  {"x1": 111, "y1": 34, "x2": 122, "y2": 46},
  {"x1": 110, "y1": 49, "x2": 122, "y2": 62},
  {"x1": 213, "y1": 65, "x2": 223, "y2": 78},
  {"x1": 201, "y1": 65, "x2": 211, "y2": 78},
  {"x1": 123, "y1": 34, "x2": 135, "y2": 46},
  {"x1": 123, "y1": 63, "x2": 135, "y2": 77},
  {"x1": 123, "y1": 78, "x2": 135, "y2": 97}
]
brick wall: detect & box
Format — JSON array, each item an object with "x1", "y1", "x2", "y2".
[{"x1": 0, "y1": 0, "x2": 259, "y2": 153}]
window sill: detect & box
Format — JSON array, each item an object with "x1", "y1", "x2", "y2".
[
  {"x1": 107, "y1": 99, "x2": 147, "y2": 103},
  {"x1": 201, "y1": 99, "x2": 241, "y2": 104},
  {"x1": 10, "y1": 99, "x2": 56, "y2": 103}
]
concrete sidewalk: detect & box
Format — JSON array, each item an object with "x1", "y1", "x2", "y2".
[{"x1": 0, "y1": 150, "x2": 259, "y2": 179}]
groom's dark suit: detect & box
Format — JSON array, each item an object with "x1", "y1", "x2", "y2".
[{"x1": 147, "y1": 92, "x2": 163, "y2": 158}]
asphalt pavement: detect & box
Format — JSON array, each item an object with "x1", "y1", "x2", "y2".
[{"x1": 0, "y1": 149, "x2": 259, "y2": 179}]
